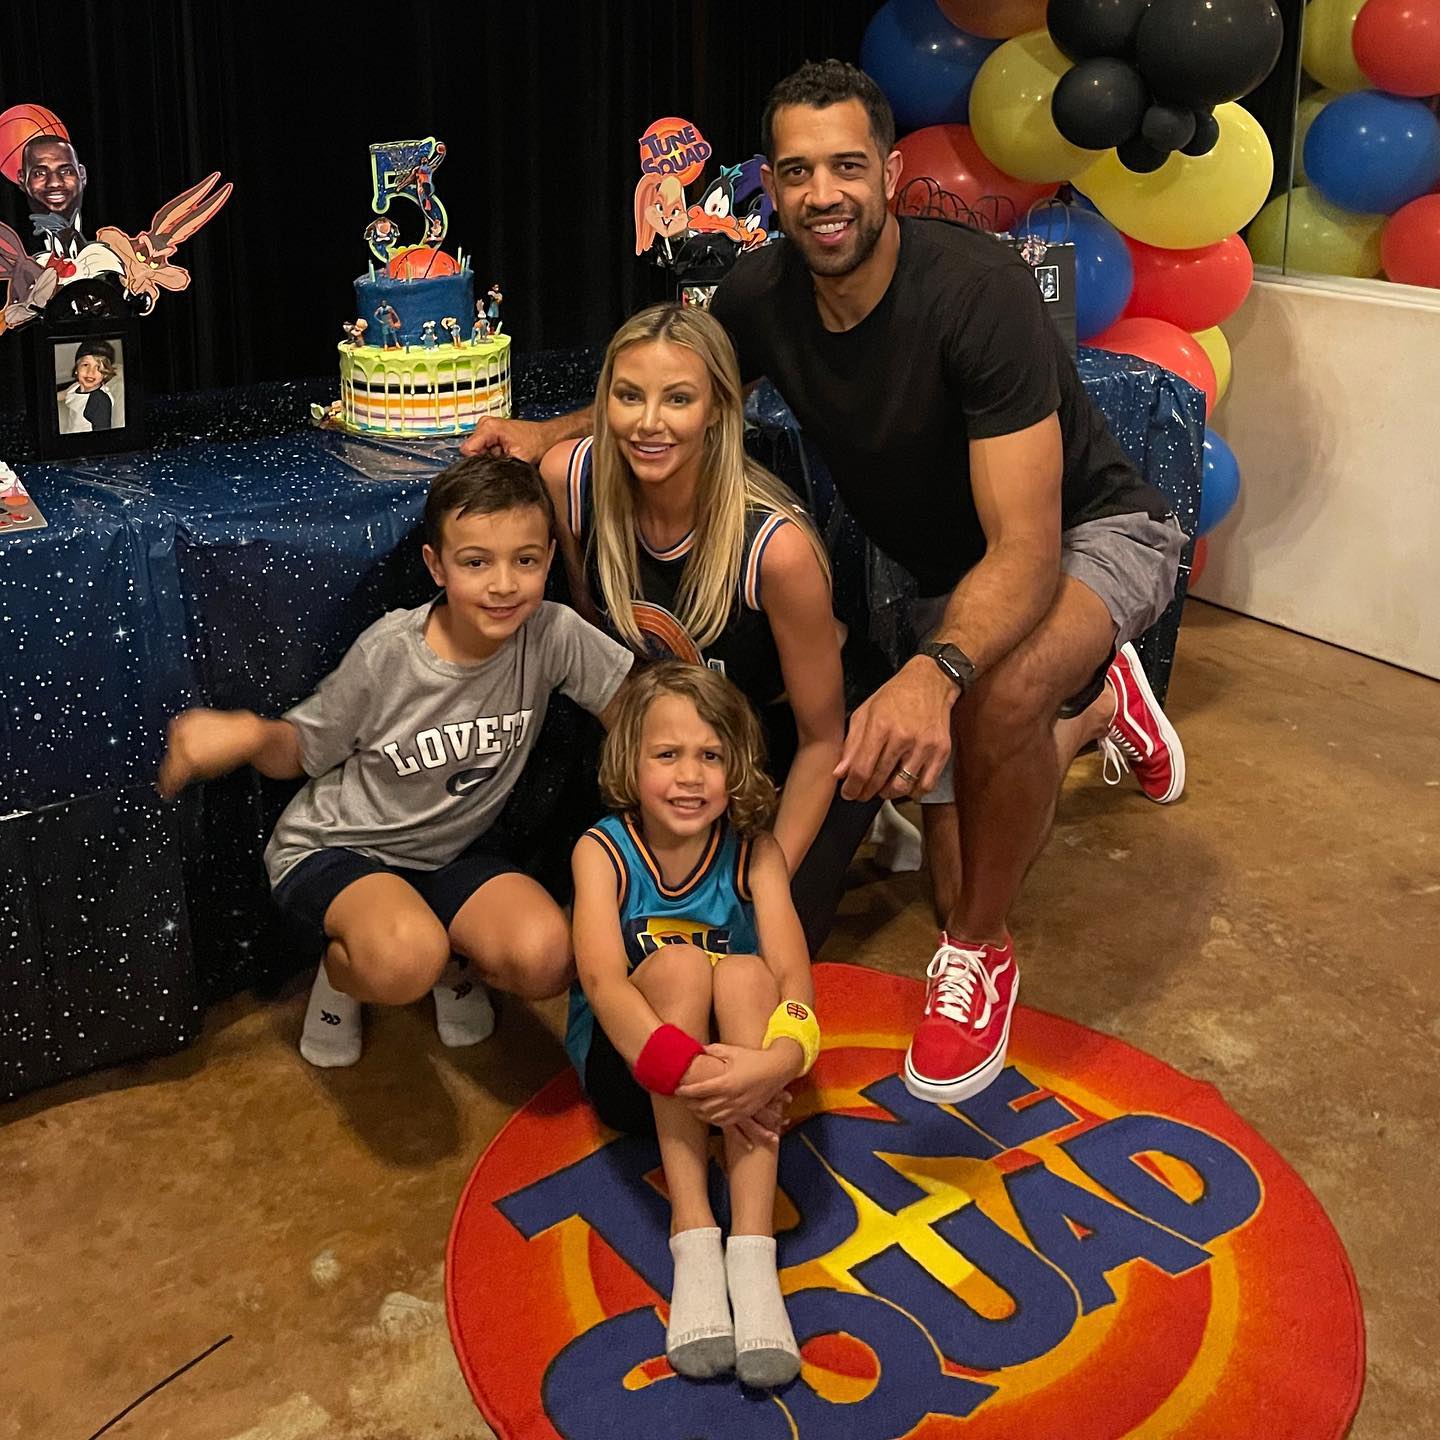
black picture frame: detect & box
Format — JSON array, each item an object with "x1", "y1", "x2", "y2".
[{"x1": 25, "y1": 316, "x2": 147, "y2": 461}]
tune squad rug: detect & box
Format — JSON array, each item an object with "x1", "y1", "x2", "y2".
[{"x1": 447, "y1": 962, "x2": 1364, "y2": 1440}]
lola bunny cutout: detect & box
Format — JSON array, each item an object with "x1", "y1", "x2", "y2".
[{"x1": 634, "y1": 173, "x2": 689, "y2": 259}]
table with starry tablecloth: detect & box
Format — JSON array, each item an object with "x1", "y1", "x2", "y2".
[{"x1": 0, "y1": 348, "x2": 1203, "y2": 1099}]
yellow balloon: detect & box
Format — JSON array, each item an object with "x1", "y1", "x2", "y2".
[
  {"x1": 1301, "y1": 0, "x2": 1369, "y2": 93},
  {"x1": 969, "y1": 29, "x2": 1100, "y2": 184},
  {"x1": 1292, "y1": 88, "x2": 1337, "y2": 186},
  {"x1": 1192, "y1": 327, "x2": 1232, "y2": 405},
  {"x1": 1246, "y1": 187, "x2": 1384, "y2": 277},
  {"x1": 1080, "y1": 102, "x2": 1274, "y2": 249}
]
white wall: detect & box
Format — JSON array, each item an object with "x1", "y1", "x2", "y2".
[{"x1": 1197, "y1": 276, "x2": 1440, "y2": 680}]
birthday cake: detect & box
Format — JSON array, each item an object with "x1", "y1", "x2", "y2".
[{"x1": 326, "y1": 137, "x2": 510, "y2": 437}]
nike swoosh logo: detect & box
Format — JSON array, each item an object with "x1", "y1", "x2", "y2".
[{"x1": 446, "y1": 767, "x2": 498, "y2": 797}]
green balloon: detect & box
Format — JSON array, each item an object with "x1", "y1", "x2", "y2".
[
  {"x1": 1292, "y1": 88, "x2": 1336, "y2": 187},
  {"x1": 1247, "y1": 186, "x2": 1384, "y2": 277}
]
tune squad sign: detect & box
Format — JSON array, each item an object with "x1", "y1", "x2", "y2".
[{"x1": 447, "y1": 964, "x2": 1363, "y2": 1440}]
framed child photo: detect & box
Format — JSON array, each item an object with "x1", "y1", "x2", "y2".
[{"x1": 26, "y1": 317, "x2": 147, "y2": 460}]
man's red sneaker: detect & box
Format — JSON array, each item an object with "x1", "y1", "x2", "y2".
[
  {"x1": 1099, "y1": 641, "x2": 1186, "y2": 804},
  {"x1": 903, "y1": 935, "x2": 1018, "y2": 1104}
]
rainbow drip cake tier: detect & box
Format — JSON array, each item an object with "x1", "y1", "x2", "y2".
[{"x1": 337, "y1": 334, "x2": 511, "y2": 435}]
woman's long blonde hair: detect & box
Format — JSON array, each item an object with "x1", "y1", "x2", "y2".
[{"x1": 590, "y1": 303, "x2": 829, "y2": 652}]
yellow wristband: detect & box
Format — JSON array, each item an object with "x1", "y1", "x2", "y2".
[{"x1": 763, "y1": 999, "x2": 821, "y2": 1075}]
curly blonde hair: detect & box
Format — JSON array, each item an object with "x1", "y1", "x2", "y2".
[
  {"x1": 599, "y1": 662, "x2": 778, "y2": 835},
  {"x1": 590, "y1": 303, "x2": 829, "y2": 652}
]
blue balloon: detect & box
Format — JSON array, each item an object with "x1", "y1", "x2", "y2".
[
  {"x1": 860, "y1": 0, "x2": 1001, "y2": 131},
  {"x1": 1303, "y1": 91, "x2": 1440, "y2": 217},
  {"x1": 1014, "y1": 205, "x2": 1134, "y2": 340},
  {"x1": 1198, "y1": 428, "x2": 1240, "y2": 535}
]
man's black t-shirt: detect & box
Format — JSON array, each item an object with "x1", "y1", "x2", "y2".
[{"x1": 709, "y1": 216, "x2": 1168, "y2": 597}]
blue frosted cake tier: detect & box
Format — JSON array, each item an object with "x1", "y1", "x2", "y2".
[{"x1": 354, "y1": 269, "x2": 475, "y2": 349}]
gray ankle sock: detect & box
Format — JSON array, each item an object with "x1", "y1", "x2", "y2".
[
  {"x1": 666, "y1": 1227, "x2": 734, "y2": 1378},
  {"x1": 432, "y1": 958, "x2": 495, "y2": 1048},
  {"x1": 299, "y1": 964, "x2": 361, "y2": 1068},
  {"x1": 726, "y1": 1234, "x2": 800, "y2": 1388}
]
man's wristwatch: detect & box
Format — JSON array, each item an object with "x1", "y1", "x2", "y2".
[{"x1": 919, "y1": 641, "x2": 976, "y2": 696}]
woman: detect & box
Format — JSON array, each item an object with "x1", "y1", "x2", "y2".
[{"x1": 541, "y1": 303, "x2": 878, "y2": 950}]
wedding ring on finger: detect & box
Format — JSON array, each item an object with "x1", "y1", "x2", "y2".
[{"x1": 895, "y1": 767, "x2": 920, "y2": 789}]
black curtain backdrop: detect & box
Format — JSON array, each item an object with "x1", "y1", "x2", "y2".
[{"x1": 0, "y1": 0, "x2": 878, "y2": 404}]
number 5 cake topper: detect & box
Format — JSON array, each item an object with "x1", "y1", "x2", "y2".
[{"x1": 365, "y1": 137, "x2": 448, "y2": 264}]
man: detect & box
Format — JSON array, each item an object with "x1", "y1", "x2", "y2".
[
  {"x1": 462, "y1": 61, "x2": 1185, "y2": 1107},
  {"x1": 21, "y1": 134, "x2": 88, "y2": 270}
]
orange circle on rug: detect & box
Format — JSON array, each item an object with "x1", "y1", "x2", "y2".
[{"x1": 447, "y1": 962, "x2": 1363, "y2": 1439}]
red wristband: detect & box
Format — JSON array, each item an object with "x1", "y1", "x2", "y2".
[{"x1": 633, "y1": 1024, "x2": 705, "y2": 1095}]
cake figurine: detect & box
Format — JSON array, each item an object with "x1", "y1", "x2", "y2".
[
  {"x1": 363, "y1": 215, "x2": 402, "y2": 265},
  {"x1": 342, "y1": 318, "x2": 367, "y2": 347},
  {"x1": 374, "y1": 301, "x2": 403, "y2": 349},
  {"x1": 323, "y1": 136, "x2": 511, "y2": 436}
]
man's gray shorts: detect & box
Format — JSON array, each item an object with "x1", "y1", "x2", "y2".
[{"x1": 913, "y1": 510, "x2": 1186, "y2": 806}]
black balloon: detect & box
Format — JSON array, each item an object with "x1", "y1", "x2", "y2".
[
  {"x1": 1051, "y1": 57, "x2": 1150, "y2": 151},
  {"x1": 1141, "y1": 101, "x2": 1197, "y2": 153},
  {"x1": 1117, "y1": 135, "x2": 1170, "y2": 173},
  {"x1": 1182, "y1": 109, "x2": 1221, "y2": 157},
  {"x1": 1134, "y1": 0, "x2": 1284, "y2": 107},
  {"x1": 1047, "y1": 0, "x2": 1152, "y2": 60}
]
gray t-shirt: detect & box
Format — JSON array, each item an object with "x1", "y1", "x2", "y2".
[{"x1": 263, "y1": 600, "x2": 633, "y2": 886}]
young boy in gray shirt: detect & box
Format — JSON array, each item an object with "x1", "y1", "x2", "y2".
[{"x1": 158, "y1": 455, "x2": 634, "y2": 1067}]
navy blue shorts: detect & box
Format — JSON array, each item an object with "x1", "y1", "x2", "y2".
[{"x1": 272, "y1": 845, "x2": 523, "y2": 943}]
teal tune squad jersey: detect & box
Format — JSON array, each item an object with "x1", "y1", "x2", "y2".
[{"x1": 564, "y1": 813, "x2": 759, "y2": 1073}]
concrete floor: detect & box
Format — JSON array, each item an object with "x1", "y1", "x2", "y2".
[{"x1": 2, "y1": 602, "x2": 1436, "y2": 1440}]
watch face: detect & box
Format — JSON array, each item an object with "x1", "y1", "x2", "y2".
[{"x1": 925, "y1": 643, "x2": 970, "y2": 691}]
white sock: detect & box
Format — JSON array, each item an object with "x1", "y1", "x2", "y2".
[
  {"x1": 869, "y1": 800, "x2": 923, "y2": 873},
  {"x1": 726, "y1": 1234, "x2": 800, "y2": 1388},
  {"x1": 299, "y1": 964, "x2": 362, "y2": 1068},
  {"x1": 666, "y1": 1227, "x2": 734, "y2": 1378},
  {"x1": 432, "y1": 957, "x2": 495, "y2": 1048}
]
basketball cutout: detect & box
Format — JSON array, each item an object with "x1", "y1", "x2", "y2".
[{"x1": 0, "y1": 104, "x2": 70, "y2": 186}]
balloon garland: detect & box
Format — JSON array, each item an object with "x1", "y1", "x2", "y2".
[{"x1": 1263, "y1": 0, "x2": 1440, "y2": 287}]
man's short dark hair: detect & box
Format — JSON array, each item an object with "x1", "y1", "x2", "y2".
[
  {"x1": 22, "y1": 134, "x2": 77, "y2": 170},
  {"x1": 761, "y1": 60, "x2": 896, "y2": 162},
  {"x1": 423, "y1": 453, "x2": 556, "y2": 550}
]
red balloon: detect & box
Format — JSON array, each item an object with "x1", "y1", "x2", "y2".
[
  {"x1": 1353, "y1": 0, "x2": 1440, "y2": 98},
  {"x1": 1123, "y1": 234, "x2": 1254, "y2": 332},
  {"x1": 893, "y1": 124, "x2": 1058, "y2": 231},
  {"x1": 1090, "y1": 316, "x2": 1219, "y2": 414},
  {"x1": 1190, "y1": 536, "x2": 1209, "y2": 587},
  {"x1": 1382, "y1": 194, "x2": 1440, "y2": 288}
]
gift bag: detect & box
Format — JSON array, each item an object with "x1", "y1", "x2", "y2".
[{"x1": 1007, "y1": 231, "x2": 1078, "y2": 354}]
